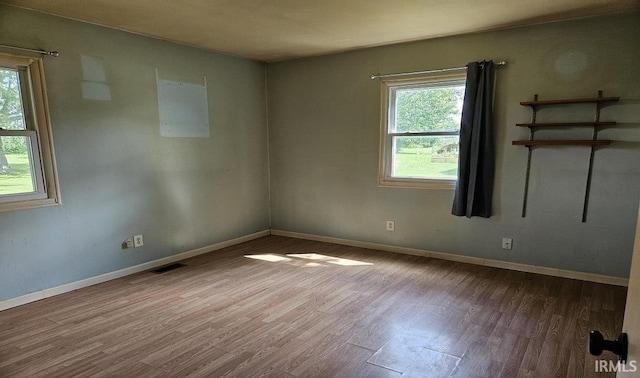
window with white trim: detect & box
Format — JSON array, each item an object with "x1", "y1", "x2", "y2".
[
  {"x1": 379, "y1": 73, "x2": 466, "y2": 189},
  {"x1": 0, "y1": 53, "x2": 60, "y2": 211}
]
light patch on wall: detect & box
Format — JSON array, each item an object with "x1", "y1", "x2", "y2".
[
  {"x1": 81, "y1": 55, "x2": 111, "y2": 101},
  {"x1": 156, "y1": 69, "x2": 210, "y2": 138},
  {"x1": 555, "y1": 50, "x2": 588, "y2": 75},
  {"x1": 542, "y1": 42, "x2": 598, "y2": 84}
]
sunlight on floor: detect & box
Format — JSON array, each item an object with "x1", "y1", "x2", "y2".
[
  {"x1": 244, "y1": 254, "x2": 292, "y2": 262},
  {"x1": 244, "y1": 252, "x2": 373, "y2": 267},
  {"x1": 287, "y1": 253, "x2": 373, "y2": 266}
]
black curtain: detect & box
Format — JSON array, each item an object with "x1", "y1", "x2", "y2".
[{"x1": 452, "y1": 61, "x2": 495, "y2": 218}]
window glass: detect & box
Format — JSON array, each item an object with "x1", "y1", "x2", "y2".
[
  {"x1": 391, "y1": 84, "x2": 464, "y2": 134},
  {"x1": 391, "y1": 135, "x2": 460, "y2": 180},
  {"x1": 0, "y1": 68, "x2": 28, "y2": 130},
  {"x1": 0, "y1": 135, "x2": 37, "y2": 196}
]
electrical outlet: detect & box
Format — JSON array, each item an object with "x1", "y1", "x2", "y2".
[
  {"x1": 122, "y1": 239, "x2": 134, "y2": 249},
  {"x1": 386, "y1": 220, "x2": 395, "y2": 232},
  {"x1": 134, "y1": 234, "x2": 144, "y2": 248},
  {"x1": 502, "y1": 238, "x2": 513, "y2": 250}
]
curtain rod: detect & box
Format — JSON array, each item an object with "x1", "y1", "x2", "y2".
[
  {"x1": 0, "y1": 44, "x2": 59, "y2": 57},
  {"x1": 370, "y1": 60, "x2": 507, "y2": 80}
]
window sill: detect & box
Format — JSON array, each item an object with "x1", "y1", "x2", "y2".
[
  {"x1": 0, "y1": 197, "x2": 61, "y2": 213},
  {"x1": 378, "y1": 178, "x2": 456, "y2": 190}
]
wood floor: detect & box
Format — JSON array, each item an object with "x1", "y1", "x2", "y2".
[{"x1": 0, "y1": 236, "x2": 627, "y2": 377}]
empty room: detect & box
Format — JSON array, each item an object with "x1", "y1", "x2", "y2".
[{"x1": 1, "y1": 1, "x2": 640, "y2": 377}]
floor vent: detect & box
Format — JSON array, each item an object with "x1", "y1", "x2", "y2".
[{"x1": 151, "y1": 263, "x2": 186, "y2": 274}]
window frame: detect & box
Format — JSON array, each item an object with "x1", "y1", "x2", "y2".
[
  {"x1": 0, "y1": 52, "x2": 60, "y2": 211},
  {"x1": 378, "y1": 72, "x2": 466, "y2": 190}
]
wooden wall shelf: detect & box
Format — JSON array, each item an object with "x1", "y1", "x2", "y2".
[
  {"x1": 515, "y1": 122, "x2": 616, "y2": 128},
  {"x1": 513, "y1": 91, "x2": 619, "y2": 222},
  {"x1": 512, "y1": 140, "x2": 611, "y2": 147},
  {"x1": 520, "y1": 96, "x2": 620, "y2": 106}
]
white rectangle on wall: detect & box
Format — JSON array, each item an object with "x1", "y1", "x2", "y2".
[{"x1": 157, "y1": 75, "x2": 210, "y2": 138}]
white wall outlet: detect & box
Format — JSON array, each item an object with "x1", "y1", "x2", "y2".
[
  {"x1": 386, "y1": 220, "x2": 395, "y2": 232},
  {"x1": 502, "y1": 238, "x2": 513, "y2": 250},
  {"x1": 122, "y1": 239, "x2": 134, "y2": 249},
  {"x1": 134, "y1": 234, "x2": 144, "y2": 248}
]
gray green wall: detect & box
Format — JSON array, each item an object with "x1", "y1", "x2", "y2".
[
  {"x1": 267, "y1": 12, "x2": 640, "y2": 278},
  {"x1": 1, "y1": 7, "x2": 638, "y2": 304},
  {"x1": 0, "y1": 5, "x2": 270, "y2": 301}
]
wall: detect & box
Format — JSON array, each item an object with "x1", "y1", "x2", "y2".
[
  {"x1": 0, "y1": 5, "x2": 270, "y2": 301},
  {"x1": 267, "y1": 12, "x2": 640, "y2": 278}
]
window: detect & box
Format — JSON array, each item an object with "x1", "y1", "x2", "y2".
[
  {"x1": 379, "y1": 73, "x2": 465, "y2": 189},
  {"x1": 0, "y1": 53, "x2": 60, "y2": 211}
]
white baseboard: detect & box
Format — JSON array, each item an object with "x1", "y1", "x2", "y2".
[
  {"x1": 0, "y1": 230, "x2": 271, "y2": 311},
  {"x1": 1, "y1": 227, "x2": 627, "y2": 312},
  {"x1": 270, "y1": 229, "x2": 629, "y2": 287}
]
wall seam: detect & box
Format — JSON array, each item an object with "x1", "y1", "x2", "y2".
[{"x1": 264, "y1": 64, "x2": 272, "y2": 228}]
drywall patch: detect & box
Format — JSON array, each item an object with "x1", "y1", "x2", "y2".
[
  {"x1": 555, "y1": 50, "x2": 588, "y2": 75},
  {"x1": 541, "y1": 41, "x2": 599, "y2": 84},
  {"x1": 81, "y1": 55, "x2": 111, "y2": 101},
  {"x1": 156, "y1": 69, "x2": 210, "y2": 138}
]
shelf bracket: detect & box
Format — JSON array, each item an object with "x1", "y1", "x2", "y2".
[
  {"x1": 521, "y1": 94, "x2": 537, "y2": 217},
  {"x1": 581, "y1": 90, "x2": 603, "y2": 222}
]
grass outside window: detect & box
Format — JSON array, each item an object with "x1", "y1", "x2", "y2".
[{"x1": 0, "y1": 153, "x2": 35, "y2": 195}]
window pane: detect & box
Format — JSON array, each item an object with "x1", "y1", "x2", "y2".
[
  {"x1": 392, "y1": 136, "x2": 459, "y2": 180},
  {"x1": 0, "y1": 68, "x2": 27, "y2": 130},
  {"x1": 391, "y1": 83, "x2": 464, "y2": 133},
  {"x1": 0, "y1": 136, "x2": 36, "y2": 196}
]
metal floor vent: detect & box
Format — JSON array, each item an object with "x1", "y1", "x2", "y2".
[{"x1": 151, "y1": 263, "x2": 186, "y2": 274}]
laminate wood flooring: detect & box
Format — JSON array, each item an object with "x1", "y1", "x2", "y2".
[{"x1": 0, "y1": 236, "x2": 627, "y2": 377}]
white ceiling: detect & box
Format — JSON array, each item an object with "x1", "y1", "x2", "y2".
[{"x1": 1, "y1": 0, "x2": 639, "y2": 62}]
